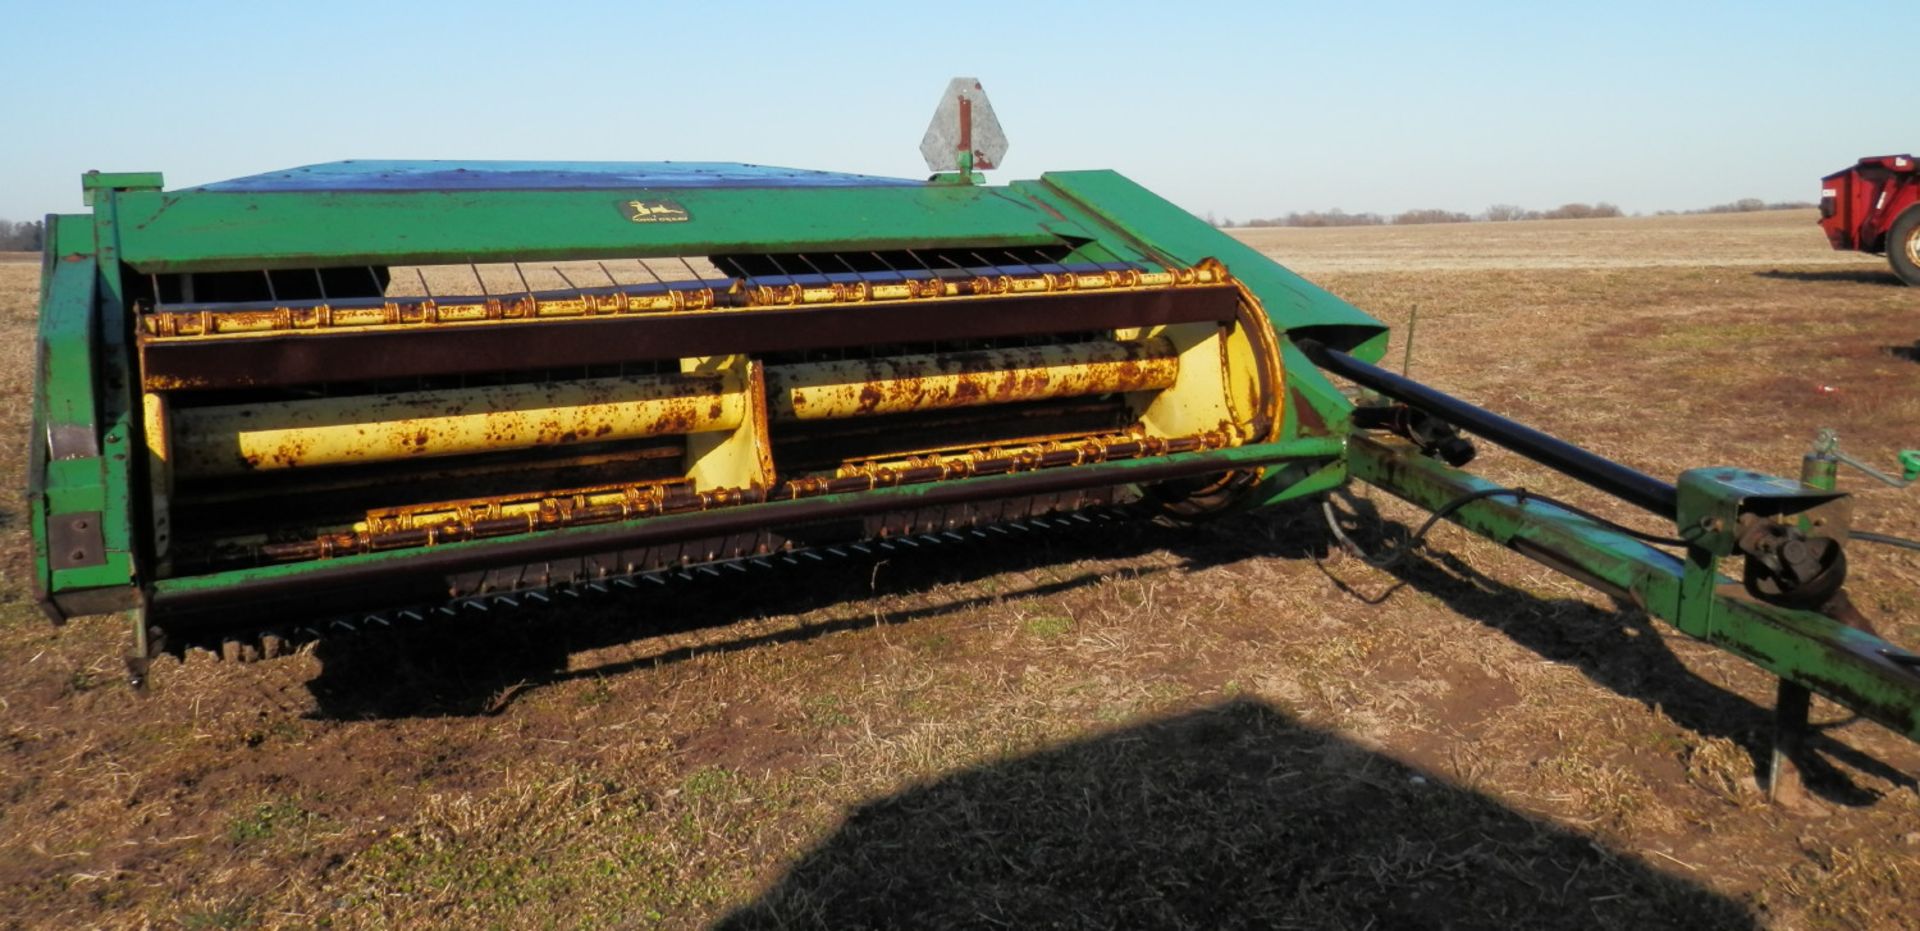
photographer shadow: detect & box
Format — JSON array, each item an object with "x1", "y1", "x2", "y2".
[{"x1": 718, "y1": 699, "x2": 1756, "y2": 930}]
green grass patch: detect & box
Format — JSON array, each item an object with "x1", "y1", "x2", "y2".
[
  {"x1": 226, "y1": 800, "x2": 307, "y2": 844},
  {"x1": 805, "y1": 693, "x2": 854, "y2": 728}
]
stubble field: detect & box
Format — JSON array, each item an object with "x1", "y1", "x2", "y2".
[{"x1": 1, "y1": 210, "x2": 1918, "y2": 929}]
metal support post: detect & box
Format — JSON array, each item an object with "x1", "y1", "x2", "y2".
[{"x1": 1767, "y1": 679, "x2": 1812, "y2": 802}]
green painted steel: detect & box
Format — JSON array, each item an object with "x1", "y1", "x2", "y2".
[
  {"x1": 32, "y1": 193, "x2": 146, "y2": 616},
  {"x1": 82, "y1": 188, "x2": 140, "y2": 599},
  {"x1": 1349, "y1": 434, "x2": 1920, "y2": 742},
  {"x1": 30, "y1": 160, "x2": 1397, "y2": 621},
  {"x1": 29, "y1": 162, "x2": 1389, "y2": 621},
  {"x1": 32, "y1": 227, "x2": 135, "y2": 602},
  {"x1": 1673, "y1": 469, "x2": 1842, "y2": 558},
  {"x1": 25, "y1": 226, "x2": 59, "y2": 614},
  {"x1": 80, "y1": 171, "x2": 161, "y2": 205},
  {"x1": 36, "y1": 251, "x2": 102, "y2": 460},
  {"x1": 1027, "y1": 171, "x2": 1391, "y2": 362},
  {"x1": 110, "y1": 185, "x2": 1092, "y2": 273}
]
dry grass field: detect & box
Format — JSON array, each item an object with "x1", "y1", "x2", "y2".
[{"x1": 2, "y1": 210, "x2": 1918, "y2": 929}]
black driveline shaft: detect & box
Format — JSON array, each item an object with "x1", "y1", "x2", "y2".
[{"x1": 1296, "y1": 338, "x2": 1679, "y2": 518}]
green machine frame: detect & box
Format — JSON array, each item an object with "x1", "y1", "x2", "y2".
[{"x1": 31, "y1": 163, "x2": 1378, "y2": 632}]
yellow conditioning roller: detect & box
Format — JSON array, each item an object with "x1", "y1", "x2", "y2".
[
  {"x1": 766, "y1": 338, "x2": 1178, "y2": 421},
  {"x1": 168, "y1": 371, "x2": 745, "y2": 475}
]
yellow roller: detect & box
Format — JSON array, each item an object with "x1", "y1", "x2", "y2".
[
  {"x1": 765, "y1": 337, "x2": 1179, "y2": 422},
  {"x1": 171, "y1": 372, "x2": 744, "y2": 476}
]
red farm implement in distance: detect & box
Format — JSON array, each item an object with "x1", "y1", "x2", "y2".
[{"x1": 1819, "y1": 154, "x2": 1920, "y2": 285}]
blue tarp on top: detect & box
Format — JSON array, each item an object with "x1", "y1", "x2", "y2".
[{"x1": 194, "y1": 160, "x2": 924, "y2": 193}]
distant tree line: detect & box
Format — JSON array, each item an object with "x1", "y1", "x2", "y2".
[
  {"x1": 1211, "y1": 197, "x2": 1813, "y2": 229},
  {"x1": 1218, "y1": 203, "x2": 1623, "y2": 228},
  {"x1": 1654, "y1": 198, "x2": 1813, "y2": 217},
  {"x1": 0, "y1": 219, "x2": 44, "y2": 251}
]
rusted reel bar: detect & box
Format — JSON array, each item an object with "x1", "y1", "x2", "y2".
[
  {"x1": 159, "y1": 338, "x2": 1178, "y2": 477},
  {"x1": 137, "y1": 262, "x2": 1228, "y2": 338},
  {"x1": 250, "y1": 428, "x2": 1225, "y2": 564},
  {"x1": 768, "y1": 337, "x2": 1176, "y2": 420},
  {"x1": 165, "y1": 489, "x2": 1139, "y2": 658}
]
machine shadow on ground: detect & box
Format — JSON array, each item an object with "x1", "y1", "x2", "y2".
[
  {"x1": 713, "y1": 698, "x2": 1756, "y2": 930},
  {"x1": 1886, "y1": 342, "x2": 1920, "y2": 363},
  {"x1": 308, "y1": 492, "x2": 1909, "y2": 808},
  {"x1": 1753, "y1": 268, "x2": 1905, "y2": 286},
  {"x1": 1325, "y1": 496, "x2": 1915, "y2": 808},
  {"x1": 303, "y1": 503, "x2": 1333, "y2": 721}
]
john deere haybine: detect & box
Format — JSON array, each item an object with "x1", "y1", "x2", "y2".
[{"x1": 27, "y1": 80, "x2": 1920, "y2": 788}]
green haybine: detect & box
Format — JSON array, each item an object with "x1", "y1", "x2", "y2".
[{"x1": 28, "y1": 89, "x2": 1920, "y2": 798}]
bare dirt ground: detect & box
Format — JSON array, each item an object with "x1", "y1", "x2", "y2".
[
  {"x1": 1235, "y1": 208, "x2": 1867, "y2": 274},
  {"x1": 2, "y1": 210, "x2": 1918, "y2": 929}
]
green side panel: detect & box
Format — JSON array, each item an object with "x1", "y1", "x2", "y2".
[
  {"x1": 26, "y1": 220, "x2": 66, "y2": 610},
  {"x1": 111, "y1": 185, "x2": 1093, "y2": 273},
  {"x1": 32, "y1": 222, "x2": 137, "y2": 599},
  {"x1": 36, "y1": 251, "x2": 102, "y2": 453},
  {"x1": 50, "y1": 212, "x2": 94, "y2": 255},
  {"x1": 1021, "y1": 171, "x2": 1390, "y2": 361}
]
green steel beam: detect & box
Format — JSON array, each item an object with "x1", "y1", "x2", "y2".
[
  {"x1": 110, "y1": 184, "x2": 1092, "y2": 273},
  {"x1": 80, "y1": 170, "x2": 161, "y2": 206},
  {"x1": 75, "y1": 188, "x2": 141, "y2": 601},
  {"x1": 1350, "y1": 434, "x2": 1920, "y2": 742}
]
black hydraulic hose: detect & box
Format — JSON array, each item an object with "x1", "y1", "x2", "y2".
[
  {"x1": 1853, "y1": 530, "x2": 1920, "y2": 553},
  {"x1": 1296, "y1": 339, "x2": 1681, "y2": 519},
  {"x1": 1327, "y1": 485, "x2": 1688, "y2": 570}
]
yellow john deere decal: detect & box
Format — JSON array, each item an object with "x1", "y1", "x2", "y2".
[{"x1": 619, "y1": 199, "x2": 690, "y2": 223}]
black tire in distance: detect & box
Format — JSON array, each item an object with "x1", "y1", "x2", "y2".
[{"x1": 1890, "y1": 207, "x2": 1920, "y2": 287}]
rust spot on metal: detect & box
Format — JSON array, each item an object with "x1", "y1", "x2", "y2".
[
  {"x1": 1290, "y1": 387, "x2": 1326, "y2": 435},
  {"x1": 766, "y1": 338, "x2": 1178, "y2": 423},
  {"x1": 241, "y1": 424, "x2": 1240, "y2": 566},
  {"x1": 167, "y1": 373, "x2": 744, "y2": 476}
]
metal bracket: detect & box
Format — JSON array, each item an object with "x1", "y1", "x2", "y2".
[
  {"x1": 1676, "y1": 469, "x2": 1853, "y2": 613},
  {"x1": 48, "y1": 511, "x2": 106, "y2": 570},
  {"x1": 1767, "y1": 679, "x2": 1813, "y2": 804},
  {"x1": 1675, "y1": 468, "x2": 1848, "y2": 555},
  {"x1": 46, "y1": 422, "x2": 99, "y2": 460}
]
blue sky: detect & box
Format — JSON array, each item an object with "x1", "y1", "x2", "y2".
[{"x1": 2, "y1": 1, "x2": 1911, "y2": 222}]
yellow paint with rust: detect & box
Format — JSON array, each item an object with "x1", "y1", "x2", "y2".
[
  {"x1": 764, "y1": 338, "x2": 1178, "y2": 422},
  {"x1": 358, "y1": 480, "x2": 688, "y2": 535},
  {"x1": 142, "y1": 392, "x2": 174, "y2": 566},
  {"x1": 682, "y1": 355, "x2": 775, "y2": 495},
  {"x1": 142, "y1": 257, "x2": 1307, "y2": 566},
  {"x1": 169, "y1": 373, "x2": 745, "y2": 476},
  {"x1": 1131, "y1": 292, "x2": 1281, "y2": 446},
  {"x1": 137, "y1": 262, "x2": 1232, "y2": 339}
]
